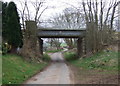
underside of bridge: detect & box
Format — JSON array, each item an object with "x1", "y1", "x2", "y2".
[{"x1": 37, "y1": 29, "x2": 86, "y2": 57}]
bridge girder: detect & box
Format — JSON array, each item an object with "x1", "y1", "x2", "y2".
[{"x1": 37, "y1": 29, "x2": 86, "y2": 38}]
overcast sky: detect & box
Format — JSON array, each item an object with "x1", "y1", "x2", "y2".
[
  {"x1": 3, "y1": 0, "x2": 118, "y2": 20},
  {"x1": 3, "y1": 0, "x2": 80, "y2": 20},
  {"x1": 2, "y1": 0, "x2": 119, "y2": 29}
]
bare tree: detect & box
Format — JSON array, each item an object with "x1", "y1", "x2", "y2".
[
  {"x1": 18, "y1": 0, "x2": 49, "y2": 28},
  {"x1": 18, "y1": 0, "x2": 30, "y2": 31},
  {"x1": 30, "y1": 0, "x2": 48, "y2": 23},
  {"x1": 81, "y1": 0, "x2": 120, "y2": 54}
]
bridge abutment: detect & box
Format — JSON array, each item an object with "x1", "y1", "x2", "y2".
[
  {"x1": 38, "y1": 38, "x2": 43, "y2": 55},
  {"x1": 21, "y1": 21, "x2": 42, "y2": 61},
  {"x1": 77, "y1": 37, "x2": 83, "y2": 57}
]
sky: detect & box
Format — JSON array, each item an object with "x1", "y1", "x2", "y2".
[
  {"x1": 3, "y1": 0, "x2": 80, "y2": 20},
  {"x1": 2, "y1": 0, "x2": 119, "y2": 29},
  {"x1": 3, "y1": 0, "x2": 119, "y2": 20}
]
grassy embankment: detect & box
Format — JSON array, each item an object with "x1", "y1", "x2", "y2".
[
  {"x1": 64, "y1": 51, "x2": 119, "y2": 84},
  {"x1": 64, "y1": 51, "x2": 119, "y2": 71},
  {"x1": 2, "y1": 54, "x2": 50, "y2": 84}
]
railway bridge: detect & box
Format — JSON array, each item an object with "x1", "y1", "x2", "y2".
[{"x1": 25, "y1": 21, "x2": 86, "y2": 57}]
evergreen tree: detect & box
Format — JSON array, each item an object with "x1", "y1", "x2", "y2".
[
  {"x1": 5, "y1": 1, "x2": 23, "y2": 52},
  {"x1": 2, "y1": 2, "x2": 8, "y2": 41}
]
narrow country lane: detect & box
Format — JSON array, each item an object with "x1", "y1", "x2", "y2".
[{"x1": 24, "y1": 52, "x2": 72, "y2": 84}]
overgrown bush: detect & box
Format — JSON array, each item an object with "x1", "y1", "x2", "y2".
[
  {"x1": 64, "y1": 52, "x2": 78, "y2": 61},
  {"x1": 2, "y1": 44, "x2": 8, "y2": 55},
  {"x1": 42, "y1": 53, "x2": 51, "y2": 62}
]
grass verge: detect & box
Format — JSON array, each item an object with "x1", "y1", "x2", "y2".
[
  {"x1": 64, "y1": 51, "x2": 119, "y2": 71},
  {"x1": 2, "y1": 54, "x2": 48, "y2": 84}
]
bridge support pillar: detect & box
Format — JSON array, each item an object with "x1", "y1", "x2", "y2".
[
  {"x1": 77, "y1": 37, "x2": 83, "y2": 57},
  {"x1": 39, "y1": 38, "x2": 43, "y2": 55},
  {"x1": 21, "y1": 21, "x2": 43, "y2": 60}
]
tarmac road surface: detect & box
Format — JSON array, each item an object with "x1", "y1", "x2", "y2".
[{"x1": 24, "y1": 52, "x2": 71, "y2": 84}]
